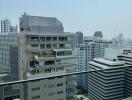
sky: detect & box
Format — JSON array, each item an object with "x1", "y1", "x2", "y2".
[{"x1": 0, "y1": 0, "x2": 132, "y2": 39}]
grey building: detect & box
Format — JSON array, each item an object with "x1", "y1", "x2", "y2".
[
  {"x1": 88, "y1": 58, "x2": 126, "y2": 100},
  {"x1": 19, "y1": 13, "x2": 64, "y2": 33}
]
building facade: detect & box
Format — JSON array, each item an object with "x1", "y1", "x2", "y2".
[
  {"x1": 1, "y1": 19, "x2": 11, "y2": 33},
  {"x1": 0, "y1": 32, "x2": 19, "y2": 100},
  {"x1": 88, "y1": 58, "x2": 126, "y2": 100},
  {"x1": 19, "y1": 13, "x2": 64, "y2": 33},
  {"x1": 1, "y1": 19, "x2": 17, "y2": 33},
  {"x1": 75, "y1": 42, "x2": 105, "y2": 91},
  {"x1": 118, "y1": 53, "x2": 132, "y2": 98},
  {"x1": 19, "y1": 32, "x2": 76, "y2": 100}
]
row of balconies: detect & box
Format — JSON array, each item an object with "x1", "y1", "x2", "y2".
[{"x1": 26, "y1": 36, "x2": 69, "y2": 43}]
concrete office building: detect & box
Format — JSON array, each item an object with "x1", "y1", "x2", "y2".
[
  {"x1": 19, "y1": 32, "x2": 76, "y2": 100},
  {"x1": 19, "y1": 13, "x2": 64, "y2": 33},
  {"x1": 75, "y1": 42, "x2": 105, "y2": 91},
  {"x1": 118, "y1": 53, "x2": 132, "y2": 98},
  {"x1": 88, "y1": 58, "x2": 126, "y2": 100},
  {"x1": 0, "y1": 33, "x2": 19, "y2": 100}
]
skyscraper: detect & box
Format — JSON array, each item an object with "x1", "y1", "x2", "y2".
[
  {"x1": 75, "y1": 42, "x2": 105, "y2": 91},
  {"x1": 19, "y1": 13, "x2": 64, "y2": 33},
  {"x1": 1, "y1": 19, "x2": 11, "y2": 33},
  {"x1": 71, "y1": 31, "x2": 83, "y2": 49}
]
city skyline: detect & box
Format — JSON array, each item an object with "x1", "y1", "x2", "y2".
[{"x1": 1, "y1": 0, "x2": 132, "y2": 39}]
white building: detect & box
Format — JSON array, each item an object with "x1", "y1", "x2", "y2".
[
  {"x1": 19, "y1": 32, "x2": 76, "y2": 100},
  {"x1": 118, "y1": 53, "x2": 132, "y2": 98},
  {"x1": 1, "y1": 19, "x2": 17, "y2": 33},
  {"x1": 88, "y1": 58, "x2": 126, "y2": 100},
  {"x1": 75, "y1": 42, "x2": 104, "y2": 91}
]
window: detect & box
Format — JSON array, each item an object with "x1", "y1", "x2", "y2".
[
  {"x1": 58, "y1": 99, "x2": 63, "y2": 100},
  {"x1": 48, "y1": 92, "x2": 55, "y2": 96},
  {"x1": 48, "y1": 84, "x2": 55, "y2": 88},
  {"x1": 32, "y1": 95, "x2": 40, "y2": 100},
  {"x1": 48, "y1": 77, "x2": 55, "y2": 80},
  {"x1": 40, "y1": 44, "x2": 45, "y2": 49},
  {"x1": 46, "y1": 37, "x2": 51, "y2": 41},
  {"x1": 52, "y1": 44, "x2": 57, "y2": 48},
  {"x1": 40, "y1": 37, "x2": 45, "y2": 41},
  {"x1": 53, "y1": 37, "x2": 57, "y2": 41},
  {"x1": 46, "y1": 44, "x2": 51, "y2": 49},
  {"x1": 45, "y1": 60, "x2": 55, "y2": 66},
  {"x1": 31, "y1": 44, "x2": 38, "y2": 47},
  {"x1": 45, "y1": 68, "x2": 51, "y2": 73},
  {"x1": 32, "y1": 87, "x2": 40, "y2": 91},
  {"x1": 59, "y1": 44, "x2": 65, "y2": 48},
  {"x1": 57, "y1": 91, "x2": 63, "y2": 94},
  {"x1": 57, "y1": 83, "x2": 63, "y2": 87}
]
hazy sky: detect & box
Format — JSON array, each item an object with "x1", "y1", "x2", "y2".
[{"x1": 1, "y1": 0, "x2": 132, "y2": 39}]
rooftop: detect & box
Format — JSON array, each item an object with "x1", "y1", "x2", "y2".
[{"x1": 89, "y1": 58, "x2": 125, "y2": 70}]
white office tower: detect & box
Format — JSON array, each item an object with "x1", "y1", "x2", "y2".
[
  {"x1": 118, "y1": 53, "x2": 132, "y2": 98},
  {"x1": 1, "y1": 19, "x2": 11, "y2": 33},
  {"x1": 19, "y1": 32, "x2": 76, "y2": 100},
  {"x1": 1, "y1": 19, "x2": 17, "y2": 33},
  {"x1": 88, "y1": 58, "x2": 126, "y2": 100},
  {"x1": 75, "y1": 43, "x2": 104, "y2": 91}
]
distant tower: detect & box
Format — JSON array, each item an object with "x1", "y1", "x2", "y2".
[
  {"x1": 1, "y1": 19, "x2": 11, "y2": 33},
  {"x1": 1, "y1": 19, "x2": 17, "y2": 33},
  {"x1": 93, "y1": 31, "x2": 103, "y2": 38}
]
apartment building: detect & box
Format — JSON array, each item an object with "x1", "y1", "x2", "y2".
[{"x1": 19, "y1": 32, "x2": 76, "y2": 100}]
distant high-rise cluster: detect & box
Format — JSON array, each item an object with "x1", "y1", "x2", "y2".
[{"x1": 1, "y1": 19, "x2": 17, "y2": 33}]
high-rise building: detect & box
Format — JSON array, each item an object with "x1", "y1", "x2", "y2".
[
  {"x1": 72, "y1": 31, "x2": 83, "y2": 47},
  {"x1": 1, "y1": 19, "x2": 18, "y2": 33},
  {"x1": 88, "y1": 58, "x2": 126, "y2": 100},
  {"x1": 0, "y1": 32, "x2": 19, "y2": 100},
  {"x1": 75, "y1": 42, "x2": 105, "y2": 91},
  {"x1": 1, "y1": 19, "x2": 11, "y2": 33},
  {"x1": 19, "y1": 13, "x2": 64, "y2": 33},
  {"x1": 19, "y1": 32, "x2": 76, "y2": 100},
  {"x1": 93, "y1": 31, "x2": 103, "y2": 38}
]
